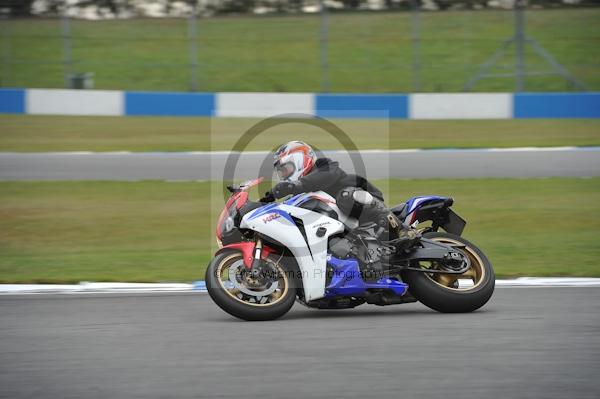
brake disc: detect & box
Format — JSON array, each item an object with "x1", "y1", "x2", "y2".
[{"x1": 227, "y1": 260, "x2": 279, "y2": 298}]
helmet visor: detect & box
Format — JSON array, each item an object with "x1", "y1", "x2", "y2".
[{"x1": 276, "y1": 162, "x2": 296, "y2": 180}]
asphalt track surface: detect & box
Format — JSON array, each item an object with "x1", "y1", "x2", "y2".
[
  {"x1": 1, "y1": 147, "x2": 599, "y2": 180},
  {"x1": 1, "y1": 288, "x2": 599, "y2": 399}
]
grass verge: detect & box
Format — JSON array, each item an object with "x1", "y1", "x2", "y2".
[
  {"x1": 1, "y1": 178, "x2": 598, "y2": 283},
  {"x1": 1, "y1": 115, "x2": 599, "y2": 152}
]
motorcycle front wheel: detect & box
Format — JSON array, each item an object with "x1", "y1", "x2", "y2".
[
  {"x1": 402, "y1": 232, "x2": 495, "y2": 313},
  {"x1": 205, "y1": 249, "x2": 297, "y2": 321}
]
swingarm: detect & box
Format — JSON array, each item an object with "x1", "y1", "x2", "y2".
[{"x1": 391, "y1": 238, "x2": 471, "y2": 275}]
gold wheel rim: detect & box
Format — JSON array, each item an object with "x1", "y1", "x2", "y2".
[
  {"x1": 215, "y1": 253, "x2": 289, "y2": 307},
  {"x1": 422, "y1": 237, "x2": 486, "y2": 292}
]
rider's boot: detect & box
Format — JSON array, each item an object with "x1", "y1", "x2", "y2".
[
  {"x1": 384, "y1": 213, "x2": 420, "y2": 251},
  {"x1": 367, "y1": 197, "x2": 420, "y2": 250}
]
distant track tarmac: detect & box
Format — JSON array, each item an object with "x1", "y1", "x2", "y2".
[
  {"x1": 0, "y1": 288, "x2": 598, "y2": 399},
  {"x1": 1, "y1": 147, "x2": 599, "y2": 180}
]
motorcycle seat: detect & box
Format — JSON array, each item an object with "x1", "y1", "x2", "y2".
[{"x1": 391, "y1": 203, "x2": 407, "y2": 219}]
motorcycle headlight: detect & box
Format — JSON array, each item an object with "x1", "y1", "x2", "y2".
[{"x1": 223, "y1": 216, "x2": 235, "y2": 233}]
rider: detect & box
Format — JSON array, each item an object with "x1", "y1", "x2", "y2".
[{"x1": 262, "y1": 140, "x2": 418, "y2": 246}]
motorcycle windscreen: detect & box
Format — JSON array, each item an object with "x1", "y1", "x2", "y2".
[{"x1": 442, "y1": 209, "x2": 467, "y2": 236}]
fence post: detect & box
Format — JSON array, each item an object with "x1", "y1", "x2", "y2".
[
  {"x1": 61, "y1": 11, "x2": 74, "y2": 89},
  {"x1": 187, "y1": 6, "x2": 199, "y2": 92},
  {"x1": 410, "y1": 0, "x2": 422, "y2": 92},
  {"x1": 319, "y1": 0, "x2": 330, "y2": 93},
  {"x1": 0, "y1": 17, "x2": 10, "y2": 87},
  {"x1": 514, "y1": 0, "x2": 526, "y2": 92}
]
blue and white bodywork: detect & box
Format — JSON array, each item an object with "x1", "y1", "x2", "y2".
[
  {"x1": 242, "y1": 191, "x2": 409, "y2": 302},
  {"x1": 403, "y1": 195, "x2": 448, "y2": 225},
  {"x1": 324, "y1": 255, "x2": 408, "y2": 298},
  {"x1": 242, "y1": 191, "x2": 346, "y2": 302}
]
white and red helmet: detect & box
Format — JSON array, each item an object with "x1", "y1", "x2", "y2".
[{"x1": 273, "y1": 141, "x2": 317, "y2": 182}]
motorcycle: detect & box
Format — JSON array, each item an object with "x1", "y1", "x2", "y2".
[{"x1": 206, "y1": 177, "x2": 495, "y2": 321}]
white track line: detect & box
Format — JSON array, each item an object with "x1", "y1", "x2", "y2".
[
  {"x1": 0, "y1": 278, "x2": 599, "y2": 295},
  {"x1": 0, "y1": 282, "x2": 201, "y2": 295}
]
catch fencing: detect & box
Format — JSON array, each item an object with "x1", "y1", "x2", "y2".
[{"x1": 0, "y1": 2, "x2": 599, "y2": 93}]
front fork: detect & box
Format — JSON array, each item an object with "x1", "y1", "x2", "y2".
[
  {"x1": 249, "y1": 238, "x2": 263, "y2": 276},
  {"x1": 215, "y1": 238, "x2": 274, "y2": 270}
]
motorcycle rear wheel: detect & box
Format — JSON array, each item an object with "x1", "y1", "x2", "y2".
[
  {"x1": 402, "y1": 232, "x2": 495, "y2": 313},
  {"x1": 205, "y1": 249, "x2": 297, "y2": 321}
]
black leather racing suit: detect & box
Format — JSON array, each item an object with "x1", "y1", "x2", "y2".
[
  {"x1": 279, "y1": 158, "x2": 403, "y2": 238},
  {"x1": 296, "y1": 158, "x2": 384, "y2": 203}
]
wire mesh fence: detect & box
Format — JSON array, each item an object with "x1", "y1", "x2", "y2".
[{"x1": 0, "y1": 2, "x2": 598, "y2": 92}]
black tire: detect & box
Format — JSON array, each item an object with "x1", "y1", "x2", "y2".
[
  {"x1": 402, "y1": 232, "x2": 495, "y2": 313},
  {"x1": 205, "y1": 249, "x2": 297, "y2": 321}
]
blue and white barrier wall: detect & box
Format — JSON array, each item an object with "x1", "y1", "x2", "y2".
[{"x1": 1, "y1": 89, "x2": 599, "y2": 119}]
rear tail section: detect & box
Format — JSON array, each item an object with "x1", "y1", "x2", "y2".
[{"x1": 394, "y1": 196, "x2": 466, "y2": 236}]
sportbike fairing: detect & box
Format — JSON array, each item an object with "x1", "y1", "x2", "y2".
[
  {"x1": 242, "y1": 197, "x2": 344, "y2": 302},
  {"x1": 241, "y1": 191, "x2": 414, "y2": 302}
]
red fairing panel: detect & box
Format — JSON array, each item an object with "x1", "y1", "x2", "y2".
[
  {"x1": 216, "y1": 242, "x2": 276, "y2": 269},
  {"x1": 216, "y1": 191, "x2": 249, "y2": 241}
]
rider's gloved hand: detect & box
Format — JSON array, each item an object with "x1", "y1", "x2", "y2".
[
  {"x1": 272, "y1": 181, "x2": 302, "y2": 199},
  {"x1": 259, "y1": 191, "x2": 275, "y2": 203}
]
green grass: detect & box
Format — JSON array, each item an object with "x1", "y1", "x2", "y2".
[
  {"x1": 1, "y1": 178, "x2": 598, "y2": 283},
  {"x1": 1, "y1": 115, "x2": 599, "y2": 152},
  {"x1": 2, "y1": 9, "x2": 599, "y2": 92}
]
